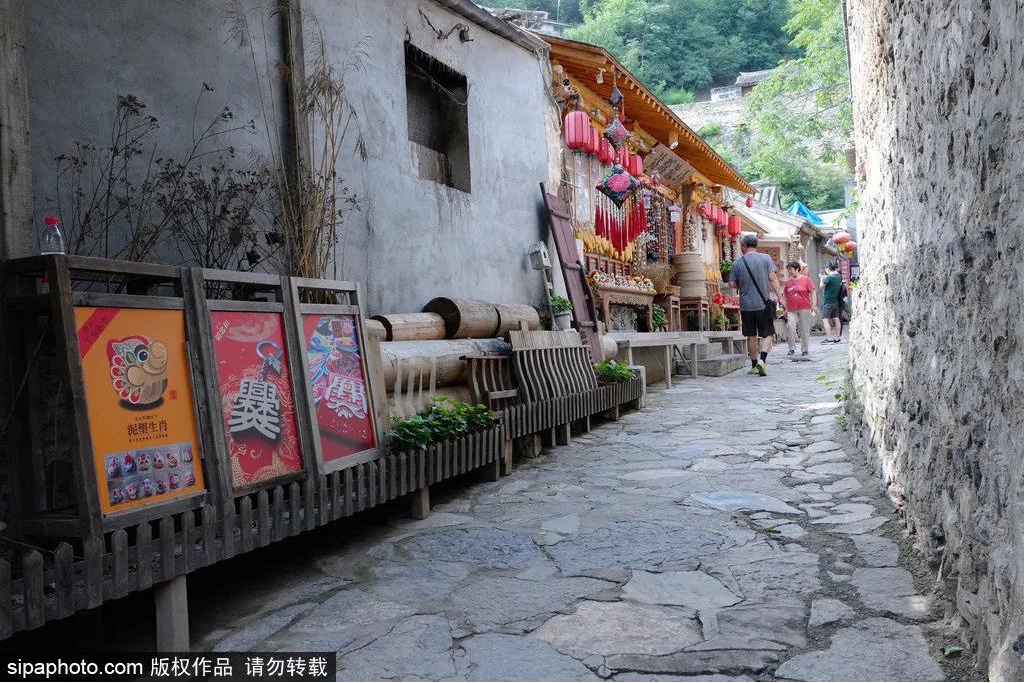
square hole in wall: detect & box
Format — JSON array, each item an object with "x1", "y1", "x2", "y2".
[{"x1": 404, "y1": 41, "x2": 470, "y2": 193}]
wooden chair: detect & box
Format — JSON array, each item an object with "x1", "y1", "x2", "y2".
[{"x1": 506, "y1": 329, "x2": 597, "y2": 404}]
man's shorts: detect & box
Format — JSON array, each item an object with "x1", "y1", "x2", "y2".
[
  {"x1": 822, "y1": 302, "x2": 843, "y2": 319},
  {"x1": 741, "y1": 308, "x2": 775, "y2": 338}
]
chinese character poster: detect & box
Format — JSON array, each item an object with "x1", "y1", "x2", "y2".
[
  {"x1": 75, "y1": 307, "x2": 205, "y2": 515},
  {"x1": 211, "y1": 311, "x2": 302, "y2": 488},
  {"x1": 302, "y1": 314, "x2": 376, "y2": 463}
]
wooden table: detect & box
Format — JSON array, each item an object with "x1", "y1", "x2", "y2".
[{"x1": 593, "y1": 285, "x2": 654, "y2": 332}]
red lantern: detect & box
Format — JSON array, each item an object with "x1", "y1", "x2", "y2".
[
  {"x1": 598, "y1": 138, "x2": 615, "y2": 164},
  {"x1": 728, "y1": 215, "x2": 742, "y2": 236},
  {"x1": 745, "y1": 197, "x2": 754, "y2": 208},
  {"x1": 564, "y1": 110, "x2": 589, "y2": 151},
  {"x1": 832, "y1": 231, "x2": 851, "y2": 244},
  {"x1": 584, "y1": 126, "x2": 599, "y2": 155},
  {"x1": 846, "y1": 241, "x2": 858, "y2": 252},
  {"x1": 634, "y1": 153, "x2": 644, "y2": 177}
]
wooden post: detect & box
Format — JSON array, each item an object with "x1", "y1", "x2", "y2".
[
  {"x1": 690, "y1": 342, "x2": 699, "y2": 378},
  {"x1": 154, "y1": 576, "x2": 189, "y2": 652},
  {"x1": 411, "y1": 487, "x2": 430, "y2": 520},
  {"x1": 502, "y1": 439, "x2": 513, "y2": 476},
  {"x1": 483, "y1": 457, "x2": 501, "y2": 482},
  {"x1": 664, "y1": 345, "x2": 672, "y2": 389},
  {"x1": 556, "y1": 422, "x2": 571, "y2": 445}
]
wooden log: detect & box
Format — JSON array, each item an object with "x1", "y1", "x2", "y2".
[
  {"x1": 372, "y1": 313, "x2": 446, "y2": 341},
  {"x1": 363, "y1": 318, "x2": 386, "y2": 341},
  {"x1": 493, "y1": 304, "x2": 540, "y2": 337},
  {"x1": 424, "y1": 297, "x2": 500, "y2": 339},
  {"x1": 379, "y1": 338, "x2": 510, "y2": 391}
]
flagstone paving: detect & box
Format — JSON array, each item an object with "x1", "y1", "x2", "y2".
[{"x1": 192, "y1": 340, "x2": 965, "y2": 681}]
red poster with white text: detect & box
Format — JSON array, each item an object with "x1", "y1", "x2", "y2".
[
  {"x1": 302, "y1": 313, "x2": 377, "y2": 462},
  {"x1": 211, "y1": 311, "x2": 302, "y2": 488}
]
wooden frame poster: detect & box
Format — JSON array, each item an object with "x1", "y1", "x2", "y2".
[
  {"x1": 210, "y1": 310, "x2": 303, "y2": 489},
  {"x1": 301, "y1": 313, "x2": 377, "y2": 464},
  {"x1": 74, "y1": 306, "x2": 205, "y2": 516}
]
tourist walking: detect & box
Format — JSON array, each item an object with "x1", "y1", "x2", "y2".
[
  {"x1": 819, "y1": 262, "x2": 843, "y2": 343},
  {"x1": 783, "y1": 260, "x2": 816, "y2": 356},
  {"x1": 729, "y1": 234, "x2": 786, "y2": 376}
]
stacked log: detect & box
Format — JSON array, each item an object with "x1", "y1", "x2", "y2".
[
  {"x1": 371, "y1": 313, "x2": 446, "y2": 341},
  {"x1": 378, "y1": 338, "x2": 511, "y2": 392}
]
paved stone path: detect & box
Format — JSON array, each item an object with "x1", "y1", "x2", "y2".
[{"x1": 193, "y1": 340, "x2": 958, "y2": 681}]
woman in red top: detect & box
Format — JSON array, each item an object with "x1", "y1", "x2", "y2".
[{"x1": 783, "y1": 261, "x2": 817, "y2": 356}]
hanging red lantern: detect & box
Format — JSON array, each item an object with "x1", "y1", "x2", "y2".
[
  {"x1": 564, "y1": 110, "x2": 589, "y2": 151},
  {"x1": 728, "y1": 215, "x2": 742, "y2": 236},
  {"x1": 846, "y1": 241, "x2": 858, "y2": 252},
  {"x1": 634, "y1": 153, "x2": 644, "y2": 177},
  {"x1": 584, "y1": 126, "x2": 600, "y2": 155},
  {"x1": 745, "y1": 196, "x2": 754, "y2": 208},
  {"x1": 832, "y1": 231, "x2": 851, "y2": 244},
  {"x1": 598, "y1": 138, "x2": 615, "y2": 164}
]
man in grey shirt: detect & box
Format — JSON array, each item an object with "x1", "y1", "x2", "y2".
[{"x1": 728, "y1": 234, "x2": 786, "y2": 376}]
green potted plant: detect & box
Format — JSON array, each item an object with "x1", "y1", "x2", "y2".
[
  {"x1": 550, "y1": 294, "x2": 573, "y2": 330},
  {"x1": 593, "y1": 359, "x2": 635, "y2": 384},
  {"x1": 719, "y1": 259, "x2": 733, "y2": 280},
  {"x1": 652, "y1": 303, "x2": 668, "y2": 331}
]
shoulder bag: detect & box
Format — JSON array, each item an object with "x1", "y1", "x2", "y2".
[{"x1": 740, "y1": 256, "x2": 776, "y2": 318}]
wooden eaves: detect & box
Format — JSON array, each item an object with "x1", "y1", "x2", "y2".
[{"x1": 541, "y1": 34, "x2": 755, "y2": 195}]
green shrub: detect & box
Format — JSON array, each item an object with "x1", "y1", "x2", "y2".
[
  {"x1": 652, "y1": 304, "x2": 667, "y2": 329},
  {"x1": 550, "y1": 295, "x2": 573, "y2": 312},
  {"x1": 594, "y1": 359, "x2": 634, "y2": 383},
  {"x1": 388, "y1": 397, "x2": 496, "y2": 452}
]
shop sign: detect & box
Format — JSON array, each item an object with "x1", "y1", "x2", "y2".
[
  {"x1": 302, "y1": 314, "x2": 376, "y2": 462},
  {"x1": 211, "y1": 311, "x2": 302, "y2": 489},
  {"x1": 645, "y1": 144, "x2": 694, "y2": 186},
  {"x1": 75, "y1": 307, "x2": 205, "y2": 516}
]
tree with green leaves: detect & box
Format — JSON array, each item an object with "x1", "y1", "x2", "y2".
[{"x1": 743, "y1": 0, "x2": 852, "y2": 208}]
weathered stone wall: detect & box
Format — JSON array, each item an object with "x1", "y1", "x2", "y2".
[{"x1": 846, "y1": 1, "x2": 1023, "y2": 680}]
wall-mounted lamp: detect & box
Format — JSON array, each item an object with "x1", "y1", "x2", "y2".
[
  {"x1": 596, "y1": 68, "x2": 605, "y2": 84},
  {"x1": 669, "y1": 132, "x2": 679, "y2": 149}
]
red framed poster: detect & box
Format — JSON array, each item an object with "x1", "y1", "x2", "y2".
[
  {"x1": 839, "y1": 258, "x2": 852, "y2": 285},
  {"x1": 302, "y1": 313, "x2": 377, "y2": 463},
  {"x1": 210, "y1": 311, "x2": 303, "y2": 489}
]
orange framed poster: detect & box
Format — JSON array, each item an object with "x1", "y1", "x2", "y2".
[{"x1": 75, "y1": 306, "x2": 205, "y2": 516}]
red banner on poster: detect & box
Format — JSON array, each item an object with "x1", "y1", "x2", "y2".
[
  {"x1": 840, "y1": 258, "x2": 851, "y2": 285},
  {"x1": 211, "y1": 311, "x2": 302, "y2": 488},
  {"x1": 302, "y1": 314, "x2": 376, "y2": 462}
]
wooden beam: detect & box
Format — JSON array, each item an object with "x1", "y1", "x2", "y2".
[{"x1": 0, "y1": 0, "x2": 33, "y2": 260}]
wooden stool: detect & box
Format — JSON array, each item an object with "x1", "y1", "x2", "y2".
[
  {"x1": 654, "y1": 294, "x2": 682, "y2": 331},
  {"x1": 679, "y1": 296, "x2": 710, "y2": 331}
]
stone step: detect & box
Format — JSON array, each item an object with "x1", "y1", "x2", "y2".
[
  {"x1": 678, "y1": 342, "x2": 720, "y2": 360},
  {"x1": 696, "y1": 353, "x2": 749, "y2": 377}
]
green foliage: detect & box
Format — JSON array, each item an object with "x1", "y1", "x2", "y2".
[
  {"x1": 719, "y1": 259, "x2": 733, "y2": 278},
  {"x1": 743, "y1": 0, "x2": 852, "y2": 208},
  {"x1": 594, "y1": 359, "x2": 634, "y2": 383},
  {"x1": 652, "y1": 304, "x2": 667, "y2": 329},
  {"x1": 567, "y1": 0, "x2": 795, "y2": 94},
  {"x1": 550, "y1": 294, "x2": 573, "y2": 312},
  {"x1": 660, "y1": 88, "x2": 695, "y2": 105},
  {"x1": 712, "y1": 312, "x2": 728, "y2": 331},
  {"x1": 698, "y1": 122, "x2": 722, "y2": 139},
  {"x1": 388, "y1": 397, "x2": 496, "y2": 452}
]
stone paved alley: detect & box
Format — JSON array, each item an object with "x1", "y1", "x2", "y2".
[{"x1": 191, "y1": 341, "x2": 971, "y2": 681}]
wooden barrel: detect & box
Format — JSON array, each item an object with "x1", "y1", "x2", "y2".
[
  {"x1": 371, "y1": 312, "x2": 446, "y2": 341},
  {"x1": 494, "y1": 303, "x2": 541, "y2": 336},
  {"x1": 424, "y1": 297, "x2": 500, "y2": 339},
  {"x1": 671, "y1": 252, "x2": 706, "y2": 298}
]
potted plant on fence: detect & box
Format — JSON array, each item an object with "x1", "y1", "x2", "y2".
[
  {"x1": 719, "y1": 259, "x2": 733, "y2": 281},
  {"x1": 550, "y1": 295, "x2": 573, "y2": 330},
  {"x1": 593, "y1": 360, "x2": 634, "y2": 385},
  {"x1": 388, "y1": 397, "x2": 497, "y2": 452}
]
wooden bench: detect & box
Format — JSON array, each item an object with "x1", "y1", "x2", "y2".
[
  {"x1": 607, "y1": 331, "x2": 705, "y2": 386},
  {"x1": 462, "y1": 354, "x2": 520, "y2": 410}
]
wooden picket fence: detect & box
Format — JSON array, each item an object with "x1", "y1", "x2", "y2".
[{"x1": 0, "y1": 374, "x2": 644, "y2": 640}]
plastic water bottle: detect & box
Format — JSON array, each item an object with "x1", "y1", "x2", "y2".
[{"x1": 39, "y1": 215, "x2": 66, "y2": 255}]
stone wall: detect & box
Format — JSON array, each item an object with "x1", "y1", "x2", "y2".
[{"x1": 846, "y1": 1, "x2": 1024, "y2": 680}]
